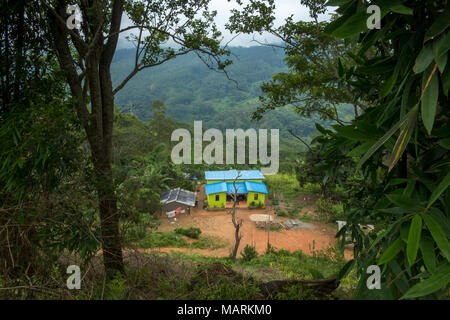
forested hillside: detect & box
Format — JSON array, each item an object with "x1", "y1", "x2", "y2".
[{"x1": 111, "y1": 46, "x2": 354, "y2": 139}]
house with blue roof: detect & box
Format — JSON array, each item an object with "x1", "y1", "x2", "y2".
[{"x1": 204, "y1": 170, "x2": 268, "y2": 208}]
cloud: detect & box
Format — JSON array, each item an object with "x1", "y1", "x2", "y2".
[{"x1": 118, "y1": 0, "x2": 333, "y2": 49}]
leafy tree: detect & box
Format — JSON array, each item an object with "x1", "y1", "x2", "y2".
[
  {"x1": 0, "y1": 1, "x2": 100, "y2": 278},
  {"x1": 148, "y1": 100, "x2": 177, "y2": 145},
  {"x1": 233, "y1": 0, "x2": 450, "y2": 299},
  {"x1": 44, "y1": 0, "x2": 230, "y2": 275},
  {"x1": 227, "y1": 0, "x2": 364, "y2": 124},
  {"x1": 322, "y1": 0, "x2": 450, "y2": 299},
  {"x1": 294, "y1": 124, "x2": 356, "y2": 198}
]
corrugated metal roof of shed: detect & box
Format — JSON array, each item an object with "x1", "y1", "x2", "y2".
[{"x1": 160, "y1": 188, "x2": 196, "y2": 206}]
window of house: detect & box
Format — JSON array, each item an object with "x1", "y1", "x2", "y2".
[
  {"x1": 216, "y1": 195, "x2": 220, "y2": 201},
  {"x1": 254, "y1": 194, "x2": 258, "y2": 200}
]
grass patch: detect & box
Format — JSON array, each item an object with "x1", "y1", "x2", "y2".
[
  {"x1": 266, "y1": 174, "x2": 300, "y2": 202},
  {"x1": 175, "y1": 227, "x2": 201, "y2": 239},
  {"x1": 135, "y1": 231, "x2": 226, "y2": 250}
]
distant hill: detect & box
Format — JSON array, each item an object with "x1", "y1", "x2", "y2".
[{"x1": 111, "y1": 46, "x2": 342, "y2": 142}]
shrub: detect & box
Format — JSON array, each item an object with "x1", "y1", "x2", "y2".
[
  {"x1": 175, "y1": 227, "x2": 201, "y2": 239},
  {"x1": 241, "y1": 245, "x2": 258, "y2": 261},
  {"x1": 315, "y1": 197, "x2": 339, "y2": 223},
  {"x1": 138, "y1": 232, "x2": 188, "y2": 248},
  {"x1": 276, "y1": 210, "x2": 287, "y2": 217}
]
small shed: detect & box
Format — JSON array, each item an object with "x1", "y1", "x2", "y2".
[{"x1": 160, "y1": 188, "x2": 197, "y2": 213}]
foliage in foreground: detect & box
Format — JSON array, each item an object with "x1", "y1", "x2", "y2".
[
  {"x1": 0, "y1": 247, "x2": 354, "y2": 300},
  {"x1": 232, "y1": 0, "x2": 450, "y2": 299}
]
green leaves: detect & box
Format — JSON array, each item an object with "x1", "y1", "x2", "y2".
[
  {"x1": 387, "y1": 106, "x2": 418, "y2": 172},
  {"x1": 357, "y1": 105, "x2": 418, "y2": 170},
  {"x1": 330, "y1": 11, "x2": 371, "y2": 38},
  {"x1": 433, "y1": 31, "x2": 450, "y2": 60},
  {"x1": 406, "y1": 215, "x2": 422, "y2": 266},
  {"x1": 323, "y1": 0, "x2": 450, "y2": 301},
  {"x1": 424, "y1": 7, "x2": 450, "y2": 41},
  {"x1": 389, "y1": 4, "x2": 413, "y2": 15},
  {"x1": 422, "y1": 213, "x2": 450, "y2": 261},
  {"x1": 427, "y1": 171, "x2": 450, "y2": 208},
  {"x1": 401, "y1": 263, "x2": 450, "y2": 299},
  {"x1": 413, "y1": 44, "x2": 433, "y2": 74},
  {"x1": 337, "y1": 259, "x2": 355, "y2": 281},
  {"x1": 420, "y1": 238, "x2": 436, "y2": 274},
  {"x1": 380, "y1": 65, "x2": 399, "y2": 98},
  {"x1": 421, "y1": 64, "x2": 439, "y2": 135},
  {"x1": 378, "y1": 237, "x2": 405, "y2": 265}
]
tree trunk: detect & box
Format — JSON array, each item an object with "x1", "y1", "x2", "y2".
[
  {"x1": 231, "y1": 223, "x2": 241, "y2": 259},
  {"x1": 93, "y1": 156, "x2": 124, "y2": 275},
  {"x1": 48, "y1": 0, "x2": 125, "y2": 276}
]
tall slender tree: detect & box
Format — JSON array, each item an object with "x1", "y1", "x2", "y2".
[{"x1": 44, "y1": 0, "x2": 230, "y2": 274}]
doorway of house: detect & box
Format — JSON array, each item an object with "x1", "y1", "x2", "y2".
[{"x1": 226, "y1": 194, "x2": 247, "y2": 207}]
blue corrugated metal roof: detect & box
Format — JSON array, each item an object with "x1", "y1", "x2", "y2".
[
  {"x1": 205, "y1": 181, "x2": 268, "y2": 195},
  {"x1": 205, "y1": 182, "x2": 227, "y2": 195},
  {"x1": 205, "y1": 170, "x2": 265, "y2": 181},
  {"x1": 245, "y1": 181, "x2": 268, "y2": 194},
  {"x1": 226, "y1": 182, "x2": 247, "y2": 194}
]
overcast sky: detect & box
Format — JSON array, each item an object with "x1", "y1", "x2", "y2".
[{"x1": 118, "y1": 0, "x2": 333, "y2": 49}]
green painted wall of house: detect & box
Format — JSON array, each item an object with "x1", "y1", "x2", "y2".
[
  {"x1": 207, "y1": 192, "x2": 226, "y2": 208},
  {"x1": 247, "y1": 191, "x2": 265, "y2": 207}
]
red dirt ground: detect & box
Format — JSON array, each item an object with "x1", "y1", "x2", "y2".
[
  {"x1": 153, "y1": 205, "x2": 353, "y2": 260},
  {"x1": 131, "y1": 184, "x2": 353, "y2": 260}
]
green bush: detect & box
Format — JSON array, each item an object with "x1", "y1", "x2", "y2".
[
  {"x1": 276, "y1": 210, "x2": 287, "y2": 217},
  {"x1": 138, "y1": 232, "x2": 188, "y2": 248},
  {"x1": 241, "y1": 245, "x2": 258, "y2": 261},
  {"x1": 315, "y1": 197, "x2": 343, "y2": 223},
  {"x1": 175, "y1": 227, "x2": 201, "y2": 239}
]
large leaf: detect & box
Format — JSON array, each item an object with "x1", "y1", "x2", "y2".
[
  {"x1": 424, "y1": 7, "x2": 450, "y2": 41},
  {"x1": 331, "y1": 11, "x2": 369, "y2": 38},
  {"x1": 430, "y1": 208, "x2": 450, "y2": 239},
  {"x1": 422, "y1": 213, "x2": 450, "y2": 261},
  {"x1": 442, "y1": 63, "x2": 450, "y2": 97},
  {"x1": 421, "y1": 65, "x2": 439, "y2": 135},
  {"x1": 357, "y1": 106, "x2": 415, "y2": 168},
  {"x1": 427, "y1": 171, "x2": 450, "y2": 208},
  {"x1": 435, "y1": 53, "x2": 448, "y2": 73},
  {"x1": 367, "y1": 216, "x2": 409, "y2": 252},
  {"x1": 407, "y1": 215, "x2": 422, "y2": 266},
  {"x1": 387, "y1": 106, "x2": 417, "y2": 172},
  {"x1": 331, "y1": 3, "x2": 392, "y2": 39},
  {"x1": 378, "y1": 237, "x2": 405, "y2": 265},
  {"x1": 413, "y1": 44, "x2": 434, "y2": 74},
  {"x1": 386, "y1": 194, "x2": 423, "y2": 211},
  {"x1": 379, "y1": 65, "x2": 399, "y2": 98},
  {"x1": 400, "y1": 263, "x2": 450, "y2": 299},
  {"x1": 389, "y1": 4, "x2": 413, "y2": 15},
  {"x1": 346, "y1": 141, "x2": 373, "y2": 157},
  {"x1": 433, "y1": 31, "x2": 450, "y2": 59},
  {"x1": 420, "y1": 237, "x2": 437, "y2": 274},
  {"x1": 337, "y1": 259, "x2": 355, "y2": 281}
]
